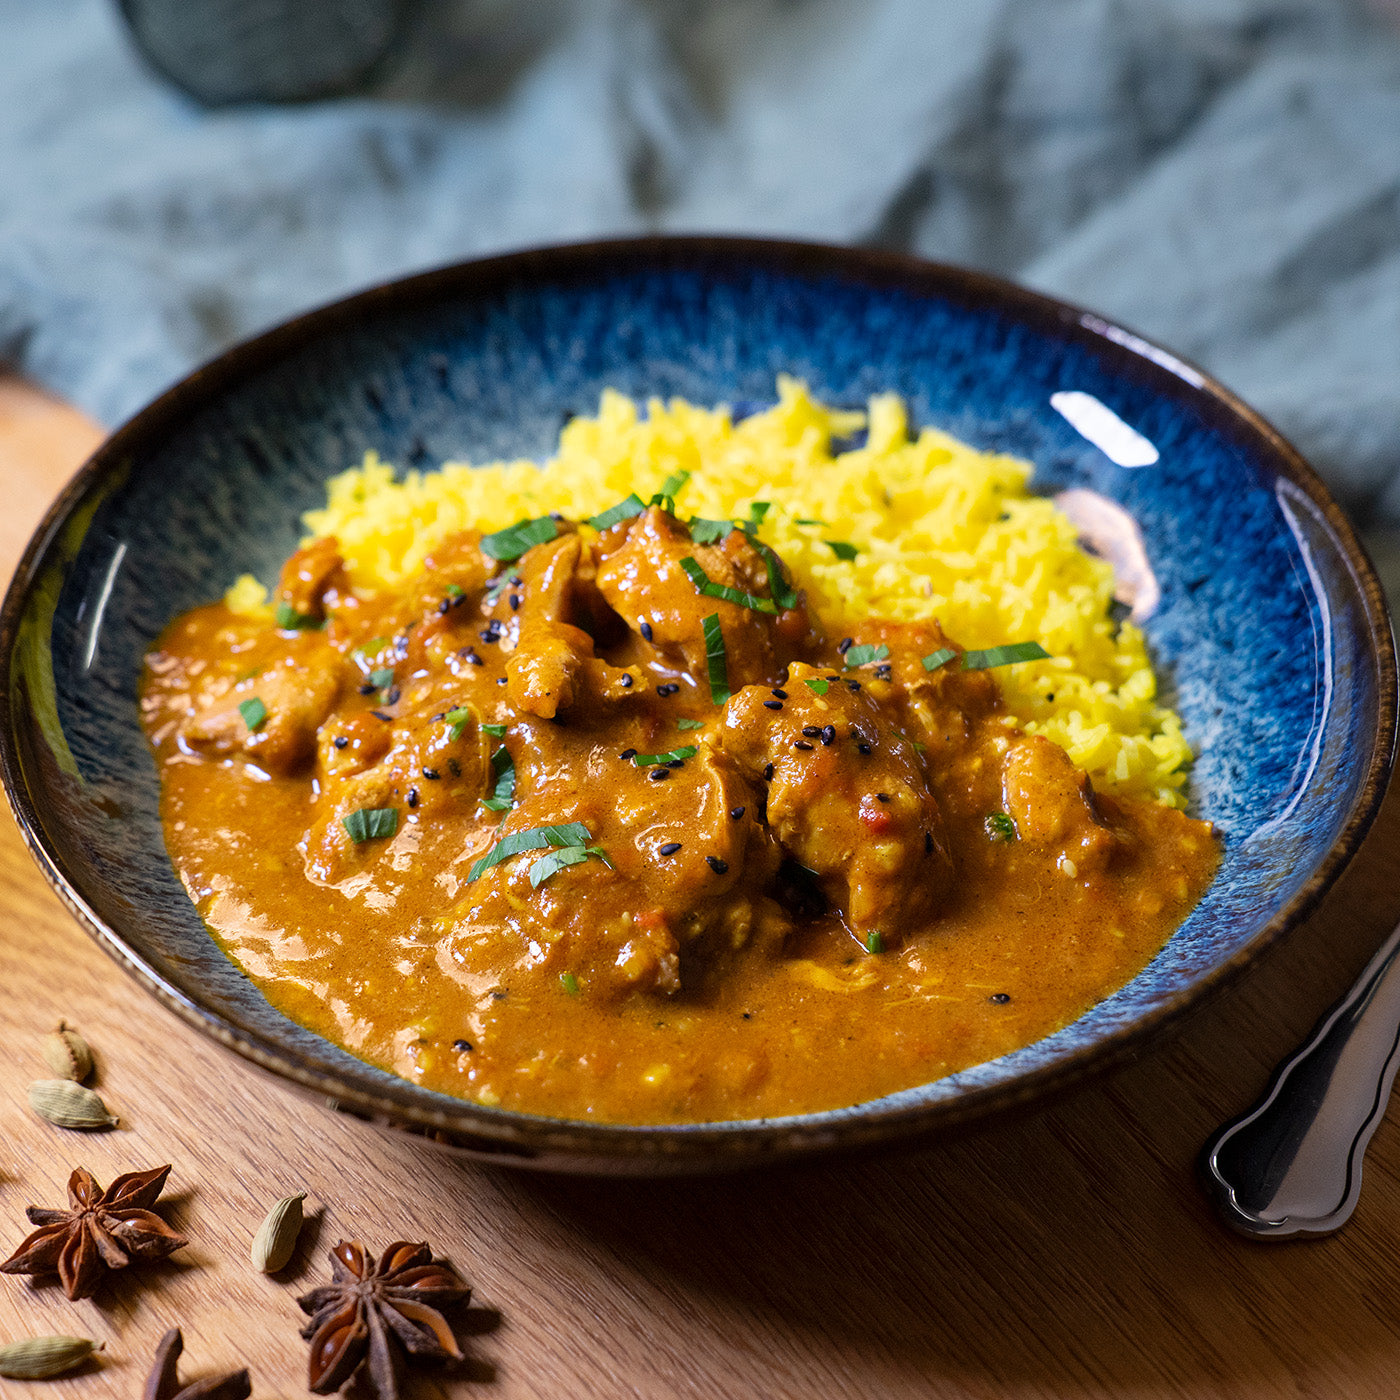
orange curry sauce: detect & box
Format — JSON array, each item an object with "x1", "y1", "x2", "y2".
[{"x1": 140, "y1": 506, "x2": 1218, "y2": 1123}]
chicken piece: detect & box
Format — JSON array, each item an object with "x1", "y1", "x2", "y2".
[
  {"x1": 1000, "y1": 735, "x2": 1119, "y2": 876},
  {"x1": 275, "y1": 537, "x2": 346, "y2": 624},
  {"x1": 712, "y1": 662, "x2": 951, "y2": 944},
  {"x1": 180, "y1": 636, "x2": 341, "y2": 775},
  {"x1": 305, "y1": 704, "x2": 492, "y2": 881},
  {"x1": 417, "y1": 530, "x2": 493, "y2": 607},
  {"x1": 838, "y1": 621, "x2": 1002, "y2": 777},
  {"x1": 505, "y1": 534, "x2": 640, "y2": 718},
  {"x1": 593, "y1": 507, "x2": 806, "y2": 690}
]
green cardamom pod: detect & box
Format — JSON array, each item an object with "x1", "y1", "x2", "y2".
[
  {"x1": 27, "y1": 1079, "x2": 118, "y2": 1130},
  {"x1": 40, "y1": 1022, "x2": 93, "y2": 1082},
  {"x1": 251, "y1": 1191, "x2": 307, "y2": 1273},
  {"x1": 0, "y1": 1335, "x2": 99, "y2": 1379}
]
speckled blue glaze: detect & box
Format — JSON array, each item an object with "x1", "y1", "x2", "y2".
[{"x1": 3, "y1": 240, "x2": 1392, "y2": 1171}]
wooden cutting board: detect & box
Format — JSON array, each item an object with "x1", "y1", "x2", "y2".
[{"x1": 4, "y1": 372, "x2": 1400, "y2": 1399}]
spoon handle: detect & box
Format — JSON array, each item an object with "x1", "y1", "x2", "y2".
[{"x1": 1201, "y1": 917, "x2": 1400, "y2": 1238}]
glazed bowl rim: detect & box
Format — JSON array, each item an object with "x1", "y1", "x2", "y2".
[{"x1": 2, "y1": 234, "x2": 1395, "y2": 1167}]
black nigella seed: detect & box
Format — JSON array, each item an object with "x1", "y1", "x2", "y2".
[
  {"x1": 448, "y1": 757, "x2": 461, "y2": 776},
  {"x1": 509, "y1": 594, "x2": 521, "y2": 611},
  {"x1": 666, "y1": 758, "x2": 685, "y2": 768},
  {"x1": 479, "y1": 629, "x2": 496, "y2": 644},
  {"x1": 794, "y1": 741, "x2": 814, "y2": 751},
  {"x1": 989, "y1": 992, "x2": 1011, "y2": 1005},
  {"x1": 333, "y1": 735, "x2": 349, "y2": 749},
  {"x1": 437, "y1": 599, "x2": 451, "y2": 614},
  {"x1": 846, "y1": 679, "x2": 862, "y2": 691},
  {"x1": 772, "y1": 688, "x2": 788, "y2": 700},
  {"x1": 924, "y1": 831, "x2": 934, "y2": 854},
  {"x1": 707, "y1": 856, "x2": 729, "y2": 874},
  {"x1": 640, "y1": 621, "x2": 654, "y2": 641},
  {"x1": 742, "y1": 1012, "x2": 752, "y2": 1020},
  {"x1": 422, "y1": 767, "x2": 441, "y2": 780},
  {"x1": 407, "y1": 788, "x2": 420, "y2": 808},
  {"x1": 452, "y1": 1038, "x2": 473, "y2": 1052},
  {"x1": 370, "y1": 710, "x2": 393, "y2": 722},
  {"x1": 657, "y1": 682, "x2": 680, "y2": 696},
  {"x1": 659, "y1": 841, "x2": 682, "y2": 856},
  {"x1": 620, "y1": 748, "x2": 638, "y2": 760},
  {"x1": 463, "y1": 649, "x2": 484, "y2": 666},
  {"x1": 621, "y1": 674, "x2": 633, "y2": 688},
  {"x1": 837, "y1": 637, "x2": 854, "y2": 654},
  {"x1": 358, "y1": 683, "x2": 376, "y2": 696},
  {"x1": 764, "y1": 763, "x2": 774, "y2": 780},
  {"x1": 820, "y1": 725, "x2": 836, "y2": 746},
  {"x1": 497, "y1": 677, "x2": 507, "y2": 685},
  {"x1": 802, "y1": 725, "x2": 821, "y2": 738},
  {"x1": 650, "y1": 768, "x2": 671, "y2": 781},
  {"x1": 385, "y1": 687, "x2": 401, "y2": 706},
  {"x1": 451, "y1": 593, "x2": 468, "y2": 608},
  {"x1": 858, "y1": 743, "x2": 872, "y2": 755},
  {"x1": 511, "y1": 575, "x2": 523, "y2": 586},
  {"x1": 876, "y1": 792, "x2": 890, "y2": 803},
  {"x1": 729, "y1": 805, "x2": 746, "y2": 820},
  {"x1": 763, "y1": 700, "x2": 783, "y2": 711}
]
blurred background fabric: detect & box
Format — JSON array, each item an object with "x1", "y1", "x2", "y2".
[{"x1": 4, "y1": 0, "x2": 1400, "y2": 524}]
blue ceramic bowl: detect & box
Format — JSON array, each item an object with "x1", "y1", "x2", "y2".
[{"x1": 2, "y1": 239, "x2": 1394, "y2": 1173}]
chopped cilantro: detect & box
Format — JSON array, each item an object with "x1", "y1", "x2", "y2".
[
  {"x1": 753, "y1": 540, "x2": 798, "y2": 610},
  {"x1": 481, "y1": 516, "x2": 557, "y2": 562},
  {"x1": 530, "y1": 845, "x2": 610, "y2": 889},
  {"x1": 679, "y1": 556, "x2": 777, "y2": 614},
  {"x1": 961, "y1": 641, "x2": 1051, "y2": 669},
  {"x1": 802, "y1": 676, "x2": 830, "y2": 695},
  {"x1": 560, "y1": 970, "x2": 581, "y2": 995},
  {"x1": 921, "y1": 648, "x2": 957, "y2": 672},
  {"x1": 865, "y1": 930, "x2": 885, "y2": 955},
  {"x1": 274, "y1": 601, "x2": 321, "y2": 630},
  {"x1": 702, "y1": 613, "x2": 731, "y2": 705},
  {"x1": 342, "y1": 807, "x2": 399, "y2": 843},
  {"x1": 238, "y1": 697, "x2": 267, "y2": 732},
  {"x1": 444, "y1": 706, "x2": 472, "y2": 741},
  {"x1": 588, "y1": 495, "x2": 647, "y2": 531},
  {"x1": 985, "y1": 812, "x2": 1019, "y2": 842},
  {"x1": 467, "y1": 822, "x2": 592, "y2": 882},
  {"x1": 368, "y1": 667, "x2": 395, "y2": 689},
  {"x1": 844, "y1": 643, "x2": 890, "y2": 669},
  {"x1": 631, "y1": 745, "x2": 698, "y2": 767},
  {"x1": 480, "y1": 745, "x2": 516, "y2": 812},
  {"x1": 823, "y1": 540, "x2": 859, "y2": 561},
  {"x1": 676, "y1": 717, "x2": 706, "y2": 731},
  {"x1": 688, "y1": 517, "x2": 734, "y2": 545}
]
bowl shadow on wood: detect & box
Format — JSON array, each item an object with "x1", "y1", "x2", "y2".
[{"x1": 433, "y1": 789, "x2": 1400, "y2": 1392}]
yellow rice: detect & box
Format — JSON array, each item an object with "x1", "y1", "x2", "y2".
[{"x1": 227, "y1": 376, "x2": 1192, "y2": 807}]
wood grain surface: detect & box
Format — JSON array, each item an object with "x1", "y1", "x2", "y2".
[{"x1": 4, "y1": 372, "x2": 1400, "y2": 1399}]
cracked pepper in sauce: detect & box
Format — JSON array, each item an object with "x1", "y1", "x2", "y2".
[{"x1": 140, "y1": 505, "x2": 1218, "y2": 1123}]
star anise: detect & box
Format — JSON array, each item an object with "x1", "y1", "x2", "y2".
[
  {"x1": 0, "y1": 1164, "x2": 188, "y2": 1300},
  {"x1": 297, "y1": 1239, "x2": 470, "y2": 1400},
  {"x1": 144, "y1": 1328, "x2": 250, "y2": 1400}
]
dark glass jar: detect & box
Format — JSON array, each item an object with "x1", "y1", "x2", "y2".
[{"x1": 117, "y1": 0, "x2": 415, "y2": 105}]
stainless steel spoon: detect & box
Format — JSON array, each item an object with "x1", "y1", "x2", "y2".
[{"x1": 1202, "y1": 916, "x2": 1400, "y2": 1238}]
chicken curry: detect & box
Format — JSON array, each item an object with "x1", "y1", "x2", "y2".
[{"x1": 141, "y1": 504, "x2": 1218, "y2": 1123}]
